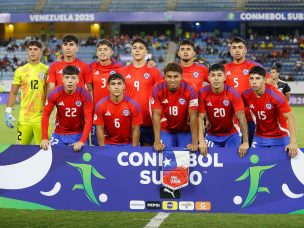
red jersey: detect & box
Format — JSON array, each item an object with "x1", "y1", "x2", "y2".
[
  {"x1": 151, "y1": 80, "x2": 198, "y2": 133},
  {"x1": 48, "y1": 58, "x2": 92, "y2": 87},
  {"x1": 42, "y1": 85, "x2": 93, "y2": 143},
  {"x1": 242, "y1": 84, "x2": 291, "y2": 138},
  {"x1": 90, "y1": 61, "x2": 122, "y2": 104},
  {"x1": 182, "y1": 63, "x2": 208, "y2": 91},
  {"x1": 198, "y1": 84, "x2": 244, "y2": 136},
  {"x1": 117, "y1": 64, "x2": 162, "y2": 127},
  {"x1": 94, "y1": 95, "x2": 143, "y2": 145}
]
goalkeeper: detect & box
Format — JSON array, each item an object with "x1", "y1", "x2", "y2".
[{"x1": 5, "y1": 40, "x2": 48, "y2": 144}]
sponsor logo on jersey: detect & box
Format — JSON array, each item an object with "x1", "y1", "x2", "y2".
[
  {"x1": 58, "y1": 69, "x2": 63, "y2": 74},
  {"x1": 39, "y1": 72, "x2": 45, "y2": 79},
  {"x1": 162, "y1": 201, "x2": 178, "y2": 210},
  {"x1": 179, "y1": 98, "x2": 186, "y2": 105},
  {"x1": 58, "y1": 101, "x2": 65, "y2": 106},
  {"x1": 249, "y1": 104, "x2": 255, "y2": 109},
  {"x1": 207, "y1": 102, "x2": 213, "y2": 106},
  {"x1": 146, "y1": 201, "x2": 161, "y2": 209},
  {"x1": 129, "y1": 200, "x2": 145, "y2": 209},
  {"x1": 162, "y1": 99, "x2": 169, "y2": 104},
  {"x1": 143, "y1": 73, "x2": 150, "y2": 79},
  {"x1": 94, "y1": 70, "x2": 99, "y2": 75},
  {"x1": 195, "y1": 201, "x2": 211, "y2": 211},
  {"x1": 266, "y1": 103, "x2": 272, "y2": 109},
  {"x1": 226, "y1": 71, "x2": 231, "y2": 75},
  {"x1": 75, "y1": 101, "x2": 82, "y2": 107},
  {"x1": 223, "y1": 100, "x2": 230, "y2": 106},
  {"x1": 179, "y1": 201, "x2": 195, "y2": 211},
  {"x1": 243, "y1": 69, "x2": 249, "y2": 75},
  {"x1": 193, "y1": 71, "x2": 199, "y2": 78},
  {"x1": 105, "y1": 111, "x2": 111, "y2": 116},
  {"x1": 110, "y1": 70, "x2": 116, "y2": 75},
  {"x1": 123, "y1": 109, "x2": 130, "y2": 116},
  {"x1": 126, "y1": 74, "x2": 131, "y2": 79}
]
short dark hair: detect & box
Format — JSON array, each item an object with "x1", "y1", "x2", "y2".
[
  {"x1": 163, "y1": 62, "x2": 183, "y2": 75},
  {"x1": 132, "y1": 38, "x2": 148, "y2": 50},
  {"x1": 209, "y1": 63, "x2": 225, "y2": 74},
  {"x1": 271, "y1": 66, "x2": 280, "y2": 73},
  {"x1": 96, "y1": 39, "x2": 113, "y2": 49},
  {"x1": 62, "y1": 65, "x2": 80, "y2": 76},
  {"x1": 108, "y1": 73, "x2": 125, "y2": 84},
  {"x1": 249, "y1": 66, "x2": 266, "y2": 78},
  {"x1": 27, "y1": 40, "x2": 42, "y2": 49},
  {"x1": 230, "y1": 36, "x2": 247, "y2": 47},
  {"x1": 62, "y1": 34, "x2": 79, "y2": 45},
  {"x1": 178, "y1": 39, "x2": 195, "y2": 50}
]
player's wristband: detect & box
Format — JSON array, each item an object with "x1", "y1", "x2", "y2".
[{"x1": 5, "y1": 107, "x2": 12, "y2": 113}]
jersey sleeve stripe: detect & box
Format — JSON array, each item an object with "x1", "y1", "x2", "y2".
[
  {"x1": 265, "y1": 87, "x2": 285, "y2": 104},
  {"x1": 95, "y1": 96, "x2": 109, "y2": 112},
  {"x1": 125, "y1": 96, "x2": 141, "y2": 112},
  {"x1": 226, "y1": 85, "x2": 240, "y2": 98},
  {"x1": 47, "y1": 85, "x2": 63, "y2": 99}
]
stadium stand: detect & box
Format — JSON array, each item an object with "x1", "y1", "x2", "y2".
[
  {"x1": 176, "y1": 0, "x2": 236, "y2": 11},
  {"x1": 0, "y1": 0, "x2": 36, "y2": 13},
  {"x1": 43, "y1": 0, "x2": 102, "y2": 13},
  {"x1": 245, "y1": 0, "x2": 304, "y2": 11},
  {"x1": 108, "y1": 0, "x2": 167, "y2": 12}
]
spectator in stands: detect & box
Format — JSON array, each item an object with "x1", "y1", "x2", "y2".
[
  {"x1": 94, "y1": 73, "x2": 142, "y2": 146},
  {"x1": 270, "y1": 66, "x2": 291, "y2": 101},
  {"x1": 151, "y1": 62, "x2": 198, "y2": 152},
  {"x1": 5, "y1": 40, "x2": 48, "y2": 144},
  {"x1": 294, "y1": 58, "x2": 302, "y2": 73}
]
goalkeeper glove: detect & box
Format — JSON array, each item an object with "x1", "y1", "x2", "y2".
[{"x1": 5, "y1": 107, "x2": 15, "y2": 128}]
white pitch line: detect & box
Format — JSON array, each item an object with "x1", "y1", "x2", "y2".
[{"x1": 144, "y1": 212, "x2": 170, "y2": 228}]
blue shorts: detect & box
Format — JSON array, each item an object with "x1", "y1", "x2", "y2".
[
  {"x1": 140, "y1": 126, "x2": 154, "y2": 146},
  {"x1": 248, "y1": 121, "x2": 256, "y2": 146},
  {"x1": 252, "y1": 135, "x2": 290, "y2": 149},
  {"x1": 205, "y1": 133, "x2": 241, "y2": 148},
  {"x1": 50, "y1": 133, "x2": 87, "y2": 146},
  {"x1": 160, "y1": 130, "x2": 192, "y2": 149},
  {"x1": 91, "y1": 125, "x2": 98, "y2": 146}
]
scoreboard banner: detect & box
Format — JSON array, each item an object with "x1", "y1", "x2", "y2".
[{"x1": 0, "y1": 145, "x2": 304, "y2": 214}]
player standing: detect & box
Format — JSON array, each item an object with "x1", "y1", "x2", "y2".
[
  {"x1": 40, "y1": 65, "x2": 93, "y2": 152},
  {"x1": 118, "y1": 38, "x2": 162, "y2": 146},
  {"x1": 47, "y1": 34, "x2": 92, "y2": 93},
  {"x1": 151, "y1": 62, "x2": 198, "y2": 152},
  {"x1": 198, "y1": 64, "x2": 249, "y2": 157},
  {"x1": 5, "y1": 40, "x2": 48, "y2": 144},
  {"x1": 270, "y1": 66, "x2": 291, "y2": 101},
  {"x1": 94, "y1": 73, "x2": 142, "y2": 146},
  {"x1": 242, "y1": 66, "x2": 297, "y2": 157}
]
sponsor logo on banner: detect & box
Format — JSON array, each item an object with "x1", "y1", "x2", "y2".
[
  {"x1": 146, "y1": 201, "x2": 161, "y2": 209},
  {"x1": 162, "y1": 201, "x2": 178, "y2": 210},
  {"x1": 179, "y1": 201, "x2": 194, "y2": 211},
  {"x1": 195, "y1": 201, "x2": 211, "y2": 211},
  {"x1": 130, "y1": 200, "x2": 145, "y2": 209}
]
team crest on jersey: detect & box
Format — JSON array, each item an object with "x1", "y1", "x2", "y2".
[
  {"x1": 179, "y1": 98, "x2": 186, "y2": 105},
  {"x1": 75, "y1": 101, "x2": 82, "y2": 107},
  {"x1": 110, "y1": 70, "x2": 116, "y2": 75},
  {"x1": 243, "y1": 69, "x2": 249, "y2": 75},
  {"x1": 193, "y1": 71, "x2": 199, "y2": 78},
  {"x1": 144, "y1": 73, "x2": 150, "y2": 79},
  {"x1": 265, "y1": 103, "x2": 272, "y2": 109},
  {"x1": 151, "y1": 98, "x2": 154, "y2": 104},
  {"x1": 223, "y1": 100, "x2": 230, "y2": 106},
  {"x1": 123, "y1": 109, "x2": 130, "y2": 116},
  {"x1": 94, "y1": 114, "x2": 97, "y2": 120},
  {"x1": 39, "y1": 72, "x2": 45, "y2": 79}
]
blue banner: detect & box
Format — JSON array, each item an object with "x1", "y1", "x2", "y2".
[{"x1": 0, "y1": 145, "x2": 304, "y2": 213}]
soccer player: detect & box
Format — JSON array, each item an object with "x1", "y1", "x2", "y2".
[
  {"x1": 224, "y1": 37, "x2": 274, "y2": 146},
  {"x1": 177, "y1": 39, "x2": 209, "y2": 90},
  {"x1": 198, "y1": 64, "x2": 249, "y2": 157},
  {"x1": 242, "y1": 66, "x2": 297, "y2": 158},
  {"x1": 47, "y1": 34, "x2": 92, "y2": 93},
  {"x1": 118, "y1": 38, "x2": 162, "y2": 146},
  {"x1": 40, "y1": 65, "x2": 93, "y2": 152},
  {"x1": 151, "y1": 62, "x2": 198, "y2": 152},
  {"x1": 5, "y1": 40, "x2": 48, "y2": 144},
  {"x1": 270, "y1": 66, "x2": 291, "y2": 101},
  {"x1": 94, "y1": 73, "x2": 142, "y2": 146}
]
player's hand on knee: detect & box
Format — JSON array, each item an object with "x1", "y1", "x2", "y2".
[
  {"x1": 238, "y1": 142, "x2": 249, "y2": 158},
  {"x1": 286, "y1": 143, "x2": 298, "y2": 158},
  {"x1": 5, "y1": 108, "x2": 15, "y2": 128},
  {"x1": 199, "y1": 142, "x2": 208, "y2": 157},
  {"x1": 153, "y1": 141, "x2": 164, "y2": 152},
  {"x1": 40, "y1": 139, "x2": 50, "y2": 150},
  {"x1": 72, "y1": 141, "x2": 84, "y2": 152},
  {"x1": 187, "y1": 143, "x2": 198, "y2": 152}
]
